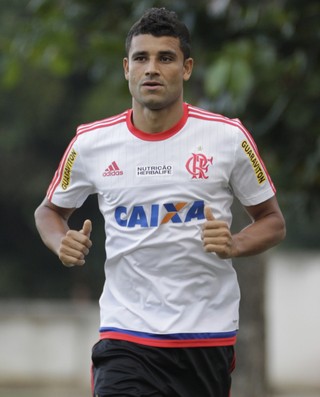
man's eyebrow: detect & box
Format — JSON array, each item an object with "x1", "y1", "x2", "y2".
[
  {"x1": 131, "y1": 50, "x2": 177, "y2": 58},
  {"x1": 131, "y1": 51, "x2": 148, "y2": 58},
  {"x1": 158, "y1": 50, "x2": 177, "y2": 57}
]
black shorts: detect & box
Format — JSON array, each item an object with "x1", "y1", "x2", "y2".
[{"x1": 91, "y1": 339, "x2": 235, "y2": 397}]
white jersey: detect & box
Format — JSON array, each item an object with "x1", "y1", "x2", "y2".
[{"x1": 47, "y1": 103, "x2": 275, "y2": 347}]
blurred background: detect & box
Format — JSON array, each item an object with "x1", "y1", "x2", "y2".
[{"x1": 0, "y1": 0, "x2": 319, "y2": 396}]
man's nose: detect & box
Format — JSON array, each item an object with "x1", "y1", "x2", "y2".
[{"x1": 145, "y1": 59, "x2": 160, "y2": 75}]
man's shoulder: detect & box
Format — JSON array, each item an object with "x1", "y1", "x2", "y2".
[
  {"x1": 75, "y1": 110, "x2": 129, "y2": 136},
  {"x1": 187, "y1": 103, "x2": 241, "y2": 128}
]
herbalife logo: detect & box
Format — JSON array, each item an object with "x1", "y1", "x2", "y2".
[
  {"x1": 103, "y1": 161, "x2": 123, "y2": 177},
  {"x1": 136, "y1": 165, "x2": 173, "y2": 176}
]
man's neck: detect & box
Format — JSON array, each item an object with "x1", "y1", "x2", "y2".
[{"x1": 131, "y1": 101, "x2": 185, "y2": 134}]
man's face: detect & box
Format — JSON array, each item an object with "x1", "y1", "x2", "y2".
[{"x1": 123, "y1": 34, "x2": 193, "y2": 111}]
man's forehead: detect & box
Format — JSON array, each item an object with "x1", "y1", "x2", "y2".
[{"x1": 129, "y1": 34, "x2": 181, "y2": 54}]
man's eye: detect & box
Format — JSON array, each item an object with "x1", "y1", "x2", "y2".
[{"x1": 134, "y1": 56, "x2": 146, "y2": 62}]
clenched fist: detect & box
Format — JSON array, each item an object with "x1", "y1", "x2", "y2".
[
  {"x1": 59, "y1": 219, "x2": 92, "y2": 267},
  {"x1": 202, "y1": 207, "x2": 235, "y2": 259}
]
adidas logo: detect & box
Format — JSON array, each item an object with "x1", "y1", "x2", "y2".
[{"x1": 103, "y1": 161, "x2": 123, "y2": 177}]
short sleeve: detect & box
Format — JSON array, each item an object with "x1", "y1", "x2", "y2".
[
  {"x1": 46, "y1": 137, "x2": 95, "y2": 208},
  {"x1": 230, "y1": 121, "x2": 276, "y2": 206}
]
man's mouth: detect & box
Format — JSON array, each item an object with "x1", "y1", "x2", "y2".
[{"x1": 142, "y1": 80, "x2": 163, "y2": 87}]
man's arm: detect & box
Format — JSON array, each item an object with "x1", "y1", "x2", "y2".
[
  {"x1": 34, "y1": 198, "x2": 92, "y2": 267},
  {"x1": 202, "y1": 196, "x2": 286, "y2": 258}
]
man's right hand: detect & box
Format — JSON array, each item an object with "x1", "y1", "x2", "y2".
[{"x1": 59, "y1": 219, "x2": 92, "y2": 267}]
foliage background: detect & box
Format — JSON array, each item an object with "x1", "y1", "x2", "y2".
[{"x1": 0, "y1": 0, "x2": 319, "y2": 300}]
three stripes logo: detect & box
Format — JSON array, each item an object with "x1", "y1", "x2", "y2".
[{"x1": 103, "y1": 161, "x2": 123, "y2": 177}]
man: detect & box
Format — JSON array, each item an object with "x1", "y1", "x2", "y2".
[{"x1": 35, "y1": 7, "x2": 286, "y2": 397}]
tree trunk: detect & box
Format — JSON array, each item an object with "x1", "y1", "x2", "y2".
[{"x1": 230, "y1": 199, "x2": 267, "y2": 397}]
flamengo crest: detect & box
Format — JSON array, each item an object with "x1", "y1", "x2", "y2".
[{"x1": 185, "y1": 152, "x2": 213, "y2": 179}]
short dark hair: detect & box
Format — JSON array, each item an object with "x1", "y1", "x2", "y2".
[{"x1": 125, "y1": 8, "x2": 191, "y2": 59}]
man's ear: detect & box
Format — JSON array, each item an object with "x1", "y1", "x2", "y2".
[
  {"x1": 183, "y1": 58, "x2": 194, "y2": 82},
  {"x1": 123, "y1": 57, "x2": 129, "y2": 81}
]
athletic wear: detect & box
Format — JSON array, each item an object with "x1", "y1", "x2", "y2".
[
  {"x1": 47, "y1": 103, "x2": 275, "y2": 347},
  {"x1": 91, "y1": 339, "x2": 235, "y2": 397}
]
